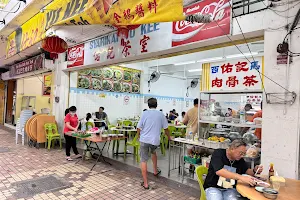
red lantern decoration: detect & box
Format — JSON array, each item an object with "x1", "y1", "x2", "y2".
[
  {"x1": 114, "y1": 25, "x2": 141, "y2": 39},
  {"x1": 41, "y1": 36, "x2": 68, "y2": 54}
]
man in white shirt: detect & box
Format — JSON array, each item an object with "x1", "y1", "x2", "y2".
[{"x1": 137, "y1": 98, "x2": 171, "y2": 189}]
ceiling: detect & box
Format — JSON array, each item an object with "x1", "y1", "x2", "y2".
[
  {"x1": 47, "y1": 25, "x2": 116, "y2": 47},
  {"x1": 125, "y1": 41, "x2": 264, "y2": 78}
]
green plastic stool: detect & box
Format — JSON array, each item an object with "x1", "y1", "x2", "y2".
[
  {"x1": 196, "y1": 166, "x2": 208, "y2": 200},
  {"x1": 44, "y1": 123, "x2": 62, "y2": 150}
]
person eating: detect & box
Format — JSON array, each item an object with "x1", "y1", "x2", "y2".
[
  {"x1": 95, "y1": 106, "x2": 108, "y2": 128},
  {"x1": 204, "y1": 139, "x2": 263, "y2": 200}
]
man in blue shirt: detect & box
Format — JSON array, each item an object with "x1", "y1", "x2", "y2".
[{"x1": 137, "y1": 98, "x2": 171, "y2": 189}]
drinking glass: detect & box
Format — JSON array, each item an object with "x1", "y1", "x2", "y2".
[{"x1": 272, "y1": 181, "x2": 281, "y2": 191}]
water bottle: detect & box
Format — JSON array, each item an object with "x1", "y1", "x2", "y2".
[
  {"x1": 240, "y1": 109, "x2": 245, "y2": 124},
  {"x1": 189, "y1": 131, "x2": 193, "y2": 141}
]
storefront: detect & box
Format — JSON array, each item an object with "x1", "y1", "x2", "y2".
[
  {"x1": 1, "y1": 54, "x2": 55, "y2": 128},
  {"x1": 61, "y1": 8, "x2": 265, "y2": 182}
]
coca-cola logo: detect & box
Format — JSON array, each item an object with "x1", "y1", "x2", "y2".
[
  {"x1": 68, "y1": 46, "x2": 83, "y2": 61},
  {"x1": 175, "y1": 0, "x2": 229, "y2": 33}
]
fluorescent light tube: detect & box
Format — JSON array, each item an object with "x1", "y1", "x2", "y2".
[
  {"x1": 197, "y1": 57, "x2": 223, "y2": 63},
  {"x1": 188, "y1": 69, "x2": 202, "y2": 72},
  {"x1": 174, "y1": 61, "x2": 196, "y2": 66},
  {"x1": 226, "y1": 52, "x2": 258, "y2": 59}
]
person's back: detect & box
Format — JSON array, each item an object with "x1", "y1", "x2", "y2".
[
  {"x1": 185, "y1": 106, "x2": 198, "y2": 134},
  {"x1": 139, "y1": 109, "x2": 167, "y2": 146}
]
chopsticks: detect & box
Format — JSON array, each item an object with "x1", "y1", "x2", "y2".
[{"x1": 254, "y1": 165, "x2": 262, "y2": 176}]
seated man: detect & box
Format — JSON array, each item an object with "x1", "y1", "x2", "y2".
[
  {"x1": 204, "y1": 140, "x2": 263, "y2": 200},
  {"x1": 95, "y1": 106, "x2": 108, "y2": 128}
]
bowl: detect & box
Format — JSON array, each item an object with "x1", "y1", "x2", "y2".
[{"x1": 263, "y1": 188, "x2": 278, "y2": 199}]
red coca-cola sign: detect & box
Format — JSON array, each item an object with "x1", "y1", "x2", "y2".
[
  {"x1": 67, "y1": 44, "x2": 85, "y2": 68},
  {"x1": 172, "y1": 0, "x2": 231, "y2": 47}
]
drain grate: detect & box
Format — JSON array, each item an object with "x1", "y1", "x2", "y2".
[
  {"x1": 13, "y1": 175, "x2": 72, "y2": 198},
  {"x1": 0, "y1": 147, "x2": 10, "y2": 153}
]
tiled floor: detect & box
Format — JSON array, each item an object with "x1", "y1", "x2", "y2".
[{"x1": 0, "y1": 126, "x2": 199, "y2": 200}]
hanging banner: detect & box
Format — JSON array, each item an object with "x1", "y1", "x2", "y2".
[
  {"x1": 9, "y1": 54, "x2": 45, "y2": 77},
  {"x1": 6, "y1": 0, "x2": 184, "y2": 58},
  {"x1": 6, "y1": 14, "x2": 45, "y2": 58},
  {"x1": 207, "y1": 57, "x2": 263, "y2": 92},
  {"x1": 172, "y1": 0, "x2": 232, "y2": 47},
  {"x1": 68, "y1": 22, "x2": 172, "y2": 67}
]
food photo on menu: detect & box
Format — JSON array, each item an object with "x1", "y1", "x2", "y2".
[{"x1": 77, "y1": 66, "x2": 141, "y2": 94}]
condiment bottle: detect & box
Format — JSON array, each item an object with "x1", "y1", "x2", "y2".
[{"x1": 269, "y1": 163, "x2": 275, "y2": 178}]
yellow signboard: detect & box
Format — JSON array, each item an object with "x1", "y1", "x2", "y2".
[
  {"x1": 6, "y1": 0, "x2": 184, "y2": 58},
  {"x1": 6, "y1": 13, "x2": 45, "y2": 58}
]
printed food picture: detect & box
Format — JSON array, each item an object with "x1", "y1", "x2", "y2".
[
  {"x1": 132, "y1": 84, "x2": 140, "y2": 93},
  {"x1": 77, "y1": 66, "x2": 141, "y2": 93},
  {"x1": 103, "y1": 68, "x2": 114, "y2": 79},
  {"x1": 122, "y1": 83, "x2": 131, "y2": 93},
  {"x1": 92, "y1": 78, "x2": 102, "y2": 90},
  {"x1": 113, "y1": 69, "x2": 123, "y2": 81},
  {"x1": 103, "y1": 80, "x2": 113, "y2": 91},
  {"x1": 90, "y1": 69, "x2": 102, "y2": 77},
  {"x1": 113, "y1": 81, "x2": 122, "y2": 92},
  {"x1": 79, "y1": 70, "x2": 91, "y2": 76},
  {"x1": 78, "y1": 76, "x2": 90, "y2": 89},
  {"x1": 132, "y1": 72, "x2": 140, "y2": 84},
  {"x1": 123, "y1": 70, "x2": 132, "y2": 82}
]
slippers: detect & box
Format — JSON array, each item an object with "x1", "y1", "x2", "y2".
[
  {"x1": 154, "y1": 169, "x2": 161, "y2": 177},
  {"x1": 66, "y1": 157, "x2": 73, "y2": 161},
  {"x1": 141, "y1": 182, "x2": 150, "y2": 190}
]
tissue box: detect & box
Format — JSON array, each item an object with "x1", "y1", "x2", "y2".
[{"x1": 270, "y1": 176, "x2": 286, "y2": 186}]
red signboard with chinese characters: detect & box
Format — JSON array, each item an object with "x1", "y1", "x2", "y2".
[
  {"x1": 9, "y1": 54, "x2": 45, "y2": 77},
  {"x1": 209, "y1": 57, "x2": 263, "y2": 91},
  {"x1": 172, "y1": 0, "x2": 231, "y2": 47},
  {"x1": 67, "y1": 44, "x2": 85, "y2": 68}
]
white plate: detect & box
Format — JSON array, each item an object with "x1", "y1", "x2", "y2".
[{"x1": 255, "y1": 186, "x2": 264, "y2": 193}]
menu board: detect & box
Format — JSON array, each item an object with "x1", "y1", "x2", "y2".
[{"x1": 77, "y1": 66, "x2": 141, "y2": 94}]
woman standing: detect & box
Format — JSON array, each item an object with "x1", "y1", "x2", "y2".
[{"x1": 64, "y1": 106, "x2": 81, "y2": 161}]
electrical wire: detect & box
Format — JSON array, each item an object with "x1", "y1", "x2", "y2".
[
  {"x1": 266, "y1": 1, "x2": 300, "y2": 12},
  {"x1": 261, "y1": 1, "x2": 298, "y2": 18}
]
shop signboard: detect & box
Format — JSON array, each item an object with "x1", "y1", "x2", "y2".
[
  {"x1": 9, "y1": 54, "x2": 45, "y2": 78},
  {"x1": 68, "y1": 23, "x2": 172, "y2": 67},
  {"x1": 77, "y1": 66, "x2": 141, "y2": 94},
  {"x1": 208, "y1": 57, "x2": 263, "y2": 91},
  {"x1": 172, "y1": 0, "x2": 232, "y2": 47},
  {"x1": 6, "y1": 0, "x2": 184, "y2": 58},
  {"x1": 68, "y1": 44, "x2": 85, "y2": 67}
]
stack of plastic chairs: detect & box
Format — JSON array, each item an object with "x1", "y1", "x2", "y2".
[{"x1": 16, "y1": 110, "x2": 33, "y2": 145}]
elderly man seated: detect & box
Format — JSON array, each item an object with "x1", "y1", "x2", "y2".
[{"x1": 204, "y1": 139, "x2": 263, "y2": 200}]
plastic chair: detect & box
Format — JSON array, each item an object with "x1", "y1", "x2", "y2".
[
  {"x1": 16, "y1": 110, "x2": 33, "y2": 145},
  {"x1": 44, "y1": 123, "x2": 62, "y2": 150},
  {"x1": 86, "y1": 122, "x2": 94, "y2": 130},
  {"x1": 195, "y1": 166, "x2": 208, "y2": 200},
  {"x1": 124, "y1": 133, "x2": 140, "y2": 162},
  {"x1": 160, "y1": 133, "x2": 167, "y2": 156},
  {"x1": 168, "y1": 126, "x2": 182, "y2": 138},
  {"x1": 122, "y1": 120, "x2": 133, "y2": 127}
]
